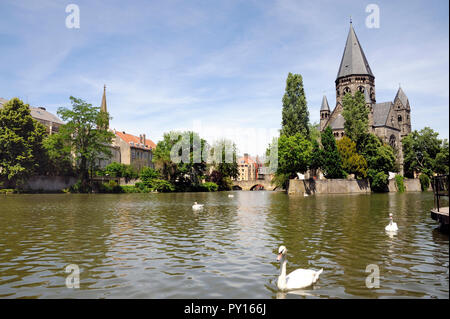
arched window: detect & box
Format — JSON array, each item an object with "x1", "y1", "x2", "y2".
[
  {"x1": 341, "y1": 132, "x2": 344, "y2": 137},
  {"x1": 389, "y1": 135, "x2": 396, "y2": 148},
  {"x1": 358, "y1": 86, "x2": 365, "y2": 93},
  {"x1": 370, "y1": 88, "x2": 375, "y2": 100},
  {"x1": 398, "y1": 115, "x2": 402, "y2": 122},
  {"x1": 343, "y1": 87, "x2": 351, "y2": 95},
  {"x1": 336, "y1": 88, "x2": 340, "y2": 97}
]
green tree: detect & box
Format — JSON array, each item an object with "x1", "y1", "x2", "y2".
[
  {"x1": 281, "y1": 73, "x2": 310, "y2": 137},
  {"x1": 402, "y1": 127, "x2": 447, "y2": 177},
  {"x1": 359, "y1": 133, "x2": 396, "y2": 192},
  {"x1": 0, "y1": 98, "x2": 47, "y2": 188},
  {"x1": 57, "y1": 96, "x2": 115, "y2": 192},
  {"x1": 342, "y1": 91, "x2": 369, "y2": 145},
  {"x1": 336, "y1": 136, "x2": 368, "y2": 179},
  {"x1": 273, "y1": 133, "x2": 313, "y2": 189},
  {"x1": 209, "y1": 139, "x2": 238, "y2": 179},
  {"x1": 434, "y1": 139, "x2": 449, "y2": 175},
  {"x1": 42, "y1": 132, "x2": 74, "y2": 176},
  {"x1": 321, "y1": 127, "x2": 345, "y2": 179},
  {"x1": 309, "y1": 139, "x2": 323, "y2": 172},
  {"x1": 153, "y1": 131, "x2": 208, "y2": 188}
]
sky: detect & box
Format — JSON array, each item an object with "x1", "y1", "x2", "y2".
[{"x1": 0, "y1": 0, "x2": 448, "y2": 156}]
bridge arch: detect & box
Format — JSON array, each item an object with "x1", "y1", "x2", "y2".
[{"x1": 250, "y1": 184, "x2": 265, "y2": 191}]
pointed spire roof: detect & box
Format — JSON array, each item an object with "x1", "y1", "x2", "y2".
[
  {"x1": 320, "y1": 95, "x2": 330, "y2": 111},
  {"x1": 336, "y1": 23, "x2": 374, "y2": 80},
  {"x1": 101, "y1": 84, "x2": 107, "y2": 113},
  {"x1": 394, "y1": 86, "x2": 409, "y2": 107}
]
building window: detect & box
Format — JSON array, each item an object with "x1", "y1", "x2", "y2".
[
  {"x1": 343, "y1": 87, "x2": 351, "y2": 95},
  {"x1": 358, "y1": 86, "x2": 365, "y2": 93},
  {"x1": 398, "y1": 115, "x2": 402, "y2": 122},
  {"x1": 389, "y1": 135, "x2": 396, "y2": 148}
]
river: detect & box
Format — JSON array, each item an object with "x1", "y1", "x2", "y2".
[{"x1": 0, "y1": 191, "x2": 448, "y2": 298}]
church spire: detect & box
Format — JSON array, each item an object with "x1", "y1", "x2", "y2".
[
  {"x1": 99, "y1": 84, "x2": 109, "y2": 130},
  {"x1": 101, "y1": 84, "x2": 107, "y2": 113},
  {"x1": 336, "y1": 23, "x2": 373, "y2": 80}
]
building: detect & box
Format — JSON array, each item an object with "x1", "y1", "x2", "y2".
[
  {"x1": 113, "y1": 130, "x2": 156, "y2": 172},
  {"x1": 97, "y1": 86, "x2": 156, "y2": 172},
  {"x1": 319, "y1": 22, "x2": 412, "y2": 171},
  {"x1": 235, "y1": 153, "x2": 266, "y2": 181},
  {"x1": 0, "y1": 97, "x2": 64, "y2": 134}
]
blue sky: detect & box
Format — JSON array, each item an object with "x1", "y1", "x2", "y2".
[{"x1": 0, "y1": 0, "x2": 448, "y2": 155}]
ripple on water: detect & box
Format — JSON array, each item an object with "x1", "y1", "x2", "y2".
[{"x1": 0, "y1": 192, "x2": 447, "y2": 298}]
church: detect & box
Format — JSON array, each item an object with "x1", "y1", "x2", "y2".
[{"x1": 319, "y1": 22, "x2": 412, "y2": 172}]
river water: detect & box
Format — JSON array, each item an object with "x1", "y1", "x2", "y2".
[{"x1": 0, "y1": 191, "x2": 448, "y2": 299}]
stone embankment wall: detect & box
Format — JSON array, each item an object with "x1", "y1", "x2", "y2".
[
  {"x1": 23, "y1": 176, "x2": 78, "y2": 192},
  {"x1": 289, "y1": 178, "x2": 422, "y2": 195}
]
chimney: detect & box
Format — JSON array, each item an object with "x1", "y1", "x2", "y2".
[
  {"x1": 143, "y1": 134, "x2": 146, "y2": 146},
  {"x1": 139, "y1": 134, "x2": 143, "y2": 144}
]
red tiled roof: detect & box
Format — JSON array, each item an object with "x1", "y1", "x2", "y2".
[{"x1": 115, "y1": 131, "x2": 156, "y2": 150}]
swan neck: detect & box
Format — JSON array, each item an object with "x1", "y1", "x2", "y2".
[{"x1": 280, "y1": 256, "x2": 287, "y2": 277}]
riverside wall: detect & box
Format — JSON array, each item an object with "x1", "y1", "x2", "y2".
[{"x1": 289, "y1": 178, "x2": 422, "y2": 195}]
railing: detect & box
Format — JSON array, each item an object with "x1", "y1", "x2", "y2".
[{"x1": 431, "y1": 175, "x2": 449, "y2": 212}]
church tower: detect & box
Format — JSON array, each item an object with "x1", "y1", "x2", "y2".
[
  {"x1": 394, "y1": 86, "x2": 411, "y2": 137},
  {"x1": 320, "y1": 95, "x2": 330, "y2": 131},
  {"x1": 335, "y1": 22, "x2": 375, "y2": 107}
]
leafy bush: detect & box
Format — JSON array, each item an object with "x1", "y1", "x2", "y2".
[
  {"x1": 149, "y1": 179, "x2": 175, "y2": 192},
  {"x1": 419, "y1": 174, "x2": 430, "y2": 191},
  {"x1": 140, "y1": 167, "x2": 160, "y2": 183},
  {"x1": 199, "y1": 182, "x2": 219, "y2": 192},
  {"x1": 395, "y1": 175, "x2": 405, "y2": 192},
  {"x1": 98, "y1": 180, "x2": 123, "y2": 193},
  {"x1": 368, "y1": 169, "x2": 389, "y2": 192},
  {"x1": 0, "y1": 188, "x2": 16, "y2": 194}
]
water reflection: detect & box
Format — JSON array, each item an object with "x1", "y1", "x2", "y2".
[{"x1": 0, "y1": 192, "x2": 448, "y2": 298}]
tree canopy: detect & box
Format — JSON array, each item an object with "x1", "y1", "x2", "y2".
[
  {"x1": 57, "y1": 96, "x2": 115, "y2": 191},
  {"x1": 0, "y1": 98, "x2": 47, "y2": 188},
  {"x1": 281, "y1": 73, "x2": 310, "y2": 137}
]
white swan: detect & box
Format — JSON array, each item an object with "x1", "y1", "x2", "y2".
[
  {"x1": 192, "y1": 202, "x2": 204, "y2": 210},
  {"x1": 228, "y1": 194, "x2": 234, "y2": 198},
  {"x1": 385, "y1": 213, "x2": 398, "y2": 232},
  {"x1": 276, "y1": 246, "x2": 323, "y2": 291}
]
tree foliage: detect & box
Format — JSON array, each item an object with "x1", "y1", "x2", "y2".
[
  {"x1": 342, "y1": 91, "x2": 369, "y2": 145},
  {"x1": 320, "y1": 127, "x2": 346, "y2": 178},
  {"x1": 152, "y1": 131, "x2": 208, "y2": 188},
  {"x1": 0, "y1": 98, "x2": 47, "y2": 187},
  {"x1": 402, "y1": 127, "x2": 448, "y2": 177},
  {"x1": 281, "y1": 73, "x2": 310, "y2": 137},
  {"x1": 336, "y1": 136, "x2": 368, "y2": 179},
  {"x1": 276, "y1": 133, "x2": 313, "y2": 177},
  {"x1": 57, "y1": 96, "x2": 115, "y2": 192}
]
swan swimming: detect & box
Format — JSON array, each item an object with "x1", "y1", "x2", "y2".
[
  {"x1": 385, "y1": 213, "x2": 398, "y2": 232},
  {"x1": 192, "y1": 202, "x2": 204, "y2": 210},
  {"x1": 276, "y1": 245, "x2": 323, "y2": 291}
]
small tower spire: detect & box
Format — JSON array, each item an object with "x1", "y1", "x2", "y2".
[{"x1": 99, "y1": 84, "x2": 109, "y2": 130}]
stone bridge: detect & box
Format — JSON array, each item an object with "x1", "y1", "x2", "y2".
[{"x1": 231, "y1": 179, "x2": 277, "y2": 191}]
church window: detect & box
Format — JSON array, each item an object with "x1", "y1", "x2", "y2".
[
  {"x1": 343, "y1": 87, "x2": 351, "y2": 94},
  {"x1": 389, "y1": 135, "x2": 396, "y2": 148},
  {"x1": 358, "y1": 86, "x2": 365, "y2": 93},
  {"x1": 398, "y1": 115, "x2": 402, "y2": 122}
]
